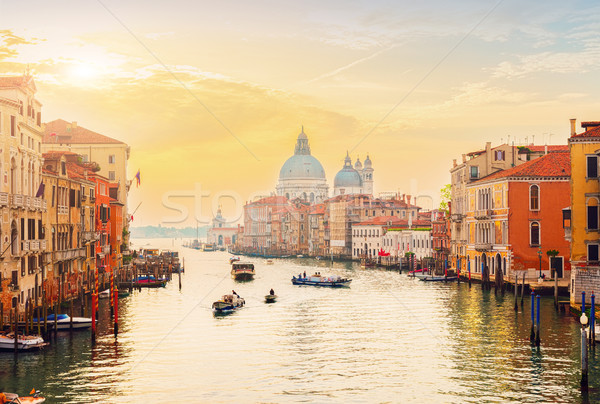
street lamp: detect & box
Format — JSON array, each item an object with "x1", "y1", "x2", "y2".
[{"x1": 537, "y1": 247, "x2": 543, "y2": 279}]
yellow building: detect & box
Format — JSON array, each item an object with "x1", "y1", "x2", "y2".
[
  {"x1": 42, "y1": 119, "x2": 130, "y2": 233},
  {"x1": 0, "y1": 74, "x2": 47, "y2": 314},
  {"x1": 566, "y1": 119, "x2": 600, "y2": 304},
  {"x1": 42, "y1": 151, "x2": 97, "y2": 304}
]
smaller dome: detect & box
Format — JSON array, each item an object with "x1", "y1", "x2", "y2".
[
  {"x1": 354, "y1": 157, "x2": 362, "y2": 170},
  {"x1": 298, "y1": 126, "x2": 308, "y2": 140},
  {"x1": 364, "y1": 154, "x2": 372, "y2": 168},
  {"x1": 334, "y1": 168, "x2": 362, "y2": 188}
]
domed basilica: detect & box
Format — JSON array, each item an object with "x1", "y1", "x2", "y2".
[{"x1": 276, "y1": 128, "x2": 374, "y2": 202}]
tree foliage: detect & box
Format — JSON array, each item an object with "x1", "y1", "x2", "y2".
[{"x1": 439, "y1": 184, "x2": 451, "y2": 212}]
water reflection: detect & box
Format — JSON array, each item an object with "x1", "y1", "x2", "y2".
[{"x1": 1, "y1": 239, "x2": 599, "y2": 403}]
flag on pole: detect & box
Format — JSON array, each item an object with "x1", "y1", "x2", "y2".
[{"x1": 135, "y1": 170, "x2": 141, "y2": 187}]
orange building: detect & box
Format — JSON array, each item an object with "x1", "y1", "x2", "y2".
[{"x1": 464, "y1": 151, "x2": 571, "y2": 284}]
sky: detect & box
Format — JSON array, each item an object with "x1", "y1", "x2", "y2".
[{"x1": 1, "y1": 0, "x2": 599, "y2": 226}]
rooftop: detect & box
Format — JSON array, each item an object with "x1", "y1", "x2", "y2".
[
  {"x1": 43, "y1": 119, "x2": 125, "y2": 145},
  {"x1": 477, "y1": 151, "x2": 570, "y2": 182}
]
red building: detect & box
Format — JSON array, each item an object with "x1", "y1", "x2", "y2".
[
  {"x1": 432, "y1": 210, "x2": 451, "y2": 270},
  {"x1": 465, "y1": 151, "x2": 571, "y2": 283}
]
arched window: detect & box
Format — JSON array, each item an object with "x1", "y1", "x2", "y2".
[
  {"x1": 530, "y1": 185, "x2": 540, "y2": 210},
  {"x1": 530, "y1": 222, "x2": 540, "y2": 246}
]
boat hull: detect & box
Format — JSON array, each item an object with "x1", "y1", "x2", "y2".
[
  {"x1": 232, "y1": 271, "x2": 254, "y2": 281},
  {"x1": 417, "y1": 275, "x2": 458, "y2": 282},
  {"x1": 0, "y1": 334, "x2": 48, "y2": 351},
  {"x1": 265, "y1": 295, "x2": 277, "y2": 303},
  {"x1": 291, "y1": 278, "x2": 351, "y2": 287}
]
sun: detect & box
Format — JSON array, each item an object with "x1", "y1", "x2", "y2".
[{"x1": 69, "y1": 62, "x2": 99, "y2": 80}]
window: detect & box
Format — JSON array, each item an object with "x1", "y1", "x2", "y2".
[
  {"x1": 81, "y1": 155, "x2": 88, "y2": 163},
  {"x1": 587, "y1": 156, "x2": 598, "y2": 178},
  {"x1": 470, "y1": 166, "x2": 479, "y2": 179},
  {"x1": 588, "y1": 244, "x2": 599, "y2": 262},
  {"x1": 108, "y1": 171, "x2": 116, "y2": 181},
  {"x1": 61, "y1": 162, "x2": 66, "y2": 175},
  {"x1": 495, "y1": 150, "x2": 505, "y2": 161},
  {"x1": 588, "y1": 198, "x2": 599, "y2": 230},
  {"x1": 108, "y1": 155, "x2": 115, "y2": 164},
  {"x1": 530, "y1": 185, "x2": 539, "y2": 210},
  {"x1": 530, "y1": 222, "x2": 540, "y2": 246},
  {"x1": 10, "y1": 115, "x2": 15, "y2": 136}
]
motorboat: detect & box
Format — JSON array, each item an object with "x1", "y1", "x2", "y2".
[
  {"x1": 99, "y1": 289, "x2": 110, "y2": 299},
  {"x1": 33, "y1": 314, "x2": 94, "y2": 330},
  {"x1": 1, "y1": 390, "x2": 45, "y2": 403},
  {"x1": 231, "y1": 262, "x2": 255, "y2": 281},
  {"x1": 265, "y1": 294, "x2": 277, "y2": 303},
  {"x1": 229, "y1": 256, "x2": 241, "y2": 264},
  {"x1": 212, "y1": 294, "x2": 245, "y2": 314},
  {"x1": 266, "y1": 259, "x2": 274, "y2": 265},
  {"x1": 291, "y1": 273, "x2": 351, "y2": 287},
  {"x1": 0, "y1": 333, "x2": 47, "y2": 351}
]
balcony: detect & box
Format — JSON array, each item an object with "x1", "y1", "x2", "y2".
[
  {"x1": 82, "y1": 231, "x2": 100, "y2": 242},
  {"x1": 30, "y1": 240, "x2": 39, "y2": 251},
  {"x1": 474, "y1": 209, "x2": 492, "y2": 220},
  {"x1": 474, "y1": 243, "x2": 492, "y2": 252},
  {"x1": 12, "y1": 194, "x2": 24, "y2": 208},
  {"x1": 451, "y1": 213, "x2": 464, "y2": 223},
  {"x1": 8, "y1": 284, "x2": 19, "y2": 292},
  {"x1": 0, "y1": 192, "x2": 8, "y2": 206},
  {"x1": 21, "y1": 240, "x2": 29, "y2": 252},
  {"x1": 54, "y1": 247, "x2": 87, "y2": 261},
  {"x1": 25, "y1": 196, "x2": 32, "y2": 210},
  {"x1": 102, "y1": 245, "x2": 111, "y2": 255},
  {"x1": 58, "y1": 206, "x2": 69, "y2": 215}
]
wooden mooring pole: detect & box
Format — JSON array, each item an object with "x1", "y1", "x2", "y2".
[{"x1": 514, "y1": 273, "x2": 518, "y2": 311}]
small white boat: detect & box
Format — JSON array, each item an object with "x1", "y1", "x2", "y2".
[
  {"x1": 229, "y1": 256, "x2": 241, "y2": 264},
  {"x1": 266, "y1": 259, "x2": 274, "y2": 265},
  {"x1": 33, "y1": 314, "x2": 94, "y2": 330},
  {"x1": 99, "y1": 289, "x2": 110, "y2": 299},
  {"x1": 212, "y1": 294, "x2": 245, "y2": 314},
  {"x1": 0, "y1": 333, "x2": 47, "y2": 351},
  {"x1": 231, "y1": 262, "x2": 255, "y2": 281},
  {"x1": 1, "y1": 391, "x2": 46, "y2": 403}
]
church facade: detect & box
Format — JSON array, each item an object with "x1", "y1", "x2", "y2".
[{"x1": 333, "y1": 152, "x2": 374, "y2": 196}]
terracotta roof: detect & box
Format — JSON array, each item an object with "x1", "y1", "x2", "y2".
[
  {"x1": 570, "y1": 125, "x2": 600, "y2": 140},
  {"x1": 477, "y1": 151, "x2": 570, "y2": 182},
  {"x1": 248, "y1": 195, "x2": 288, "y2": 206},
  {"x1": 309, "y1": 203, "x2": 326, "y2": 215},
  {"x1": 0, "y1": 75, "x2": 35, "y2": 89},
  {"x1": 526, "y1": 145, "x2": 569, "y2": 152},
  {"x1": 43, "y1": 119, "x2": 125, "y2": 145}
]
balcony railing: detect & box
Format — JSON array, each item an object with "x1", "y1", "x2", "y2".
[
  {"x1": 30, "y1": 240, "x2": 40, "y2": 251},
  {"x1": 21, "y1": 240, "x2": 29, "y2": 252},
  {"x1": 54, "y1": 247, "x2": 87, "y2": 261},
  {"x1": 82, "y1": 231, "x2": 100, "y2": 242},
  {"x1": 474, "y1": 243, "x2": 492, "y2": 252},
  {"x1": 12, "y1": 194, "x2": 23, "y2": 208},
  {"x1": 474, "y1": 209, "x2": 492, "y2": 220},
  {"x1": 451, "y1": 213, "x2": 464, "y2": 223},
  {"x1": 0, "y1": 192, "x2": 8, "y2": 206}
]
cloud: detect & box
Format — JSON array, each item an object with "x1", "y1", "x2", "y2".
[
  {"x1": 144, "y1": 32, "x2": 175, "y2": 40},
  {"x1": 0, "y1": 30, "x2": 40, "y2": 60}
]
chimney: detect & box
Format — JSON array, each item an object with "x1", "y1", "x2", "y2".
[
  {"x1": 544, "y1": 145, "x2": 548, "y2": 155},
  {"x1": 462, "y1": 154, "x2": 466, "y2": 163},
  {"x1": 570, "y1": 118, "x2": 577, "y2": 137},
  {"x1": 407, "y1": 195, "x2": 411, "y2": 205},
  {"x1": 453, "y1": 159, "x2": 457, "y2": 168}
]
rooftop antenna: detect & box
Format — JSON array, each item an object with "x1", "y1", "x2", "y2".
[{"x1": 532, "y1": 134, "x2": 535, "y2": 144}]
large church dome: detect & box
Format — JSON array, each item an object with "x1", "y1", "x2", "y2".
[
  {"x1": 279, "y1": 154, "x2": 326, "y2": 180},
  {"x1": 276, "y1": 128, "x2": 329, "y2": 203}
]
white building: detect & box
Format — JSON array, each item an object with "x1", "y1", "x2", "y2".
[
  {"x1": 351, "y1": 216, "x2": 406, "y2": 259},
  {"x1": 207, "y1": 207, "x2": 238, "y2": 247}
]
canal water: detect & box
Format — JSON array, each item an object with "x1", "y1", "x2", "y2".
[{"x1": 1, "y1": 238, "x2": 599, "y2": 403}]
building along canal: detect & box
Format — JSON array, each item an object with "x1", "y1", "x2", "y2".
[{"x1": 1, "y1": 238, "x2": 599, "y2": 403}]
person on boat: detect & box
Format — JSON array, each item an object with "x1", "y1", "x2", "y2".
[
  {"x1": 270, "y1": 288, "x2": 275, "y2": 296},
  {"x1": 303, "y1": 271, "x2": 306, "y2": 278},
  {"x1": 232, "y1": 290, "x2": 238, "y2": 297}
]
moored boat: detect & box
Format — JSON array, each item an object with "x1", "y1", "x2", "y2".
[
  {"x1": 231, "y1": 262, "x2": 255, "y2": 281},
  {"x1": 291, "y1": 273, "x2": 351, "y2": 287},
  {"x1": 33, "y1": 314, "x2": 94, "y2": 330},
  {"x1": 416, "y1": 274, "x2": 458, "y2": 282},
  {"x1": 1, "y1": 390, "x2": 45, "y2": 403},
  {"x1": 0, "y1": 333, "x2": 47, "y2": 351},
  {"x1": 212, "y1": 293, "x2": 245, "y2": 314},
  {"x1": 229, "y1": 256, "x2": 241, "y2": 264},
  {"x1": 99, "y1": 289, "x2": 110, "y2": 299}
]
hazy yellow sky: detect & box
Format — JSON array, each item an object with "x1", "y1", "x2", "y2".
[{"x1": 2, "y1": 0, "x2": 600, "y2": 226}]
